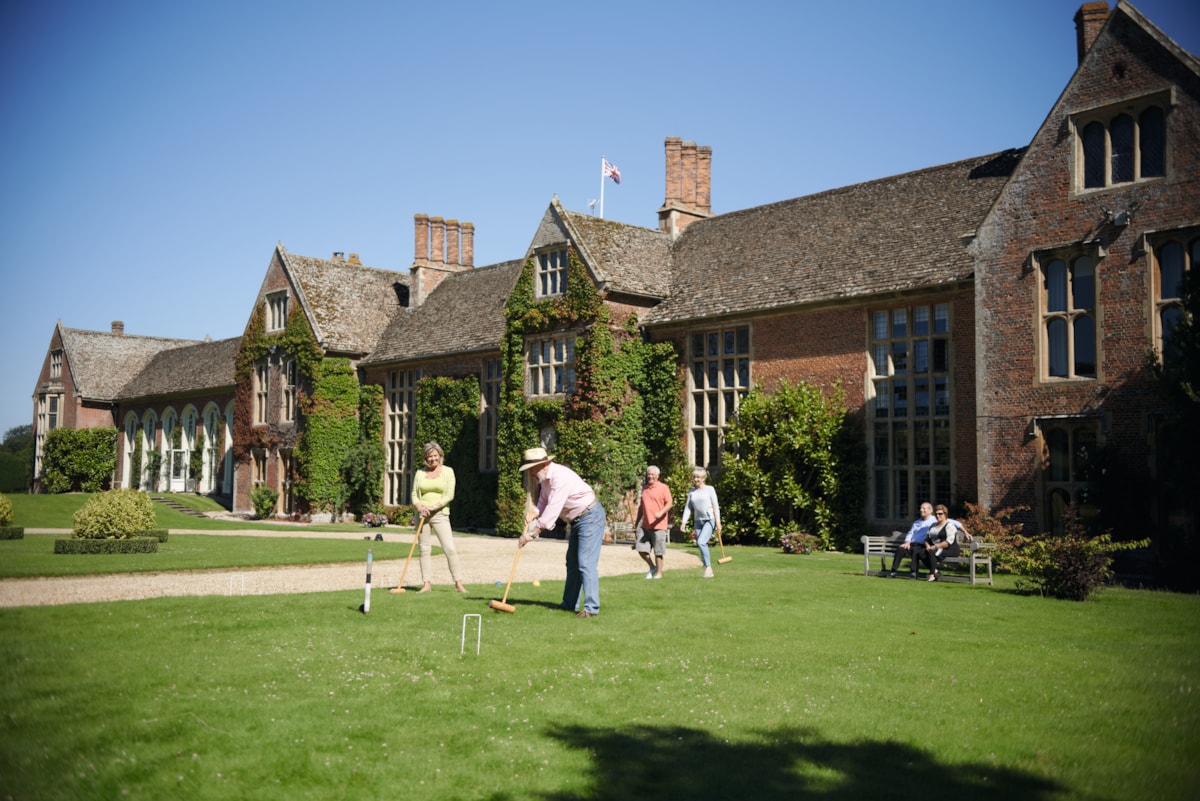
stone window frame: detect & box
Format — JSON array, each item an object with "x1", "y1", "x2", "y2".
[
  {"x1": 867, "y1": 302, "x2": 953, "y2": 523},
  {"x1": 278, "y1": 449, "x2": 296, "y2": 516},
  {"x1": 525, "y1": 332, "x2": 577, "y2": 398},
  {"x1": 1070, "y1": 88, "x2": 1172, "y2": 194},
  {"x1": 479, "y1": 357, "x2": 502, "y2": 473},
  {"x1": 253, "y1": 359, "x2": 269, "y2": 425},
  {"x1": 534, "y1": 248, "x2": 569, "y2": 299},
  {"x1": 688, "y1": 324, "x2": 751, "y2": 473},
  {"x1": 385, "y1": 368, "x2": 421, "y2": 508},
  {"x1": 1033, "y1": 243, "x2": 1104, "y2": 383},
  {"x1": 1145, "y1": 226, "x2": 1199, "y2": 363},
  {"x1": 280, "y1": 358, "x2": 297, "y2": 423},
  {"x1": 251, "y1": 448, "x2": 268, "y2": 489},
  {"x1": 266, "y1": 291, "x2": 289, "y2": 332},
  {"x1": 1032, "y1": 414, "x2": 1102, "y2": 536},
  {"x1": 50, "y1": 349, "x2": 62, "y2": 380}
]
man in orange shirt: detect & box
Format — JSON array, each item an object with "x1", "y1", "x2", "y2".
[{"x1": 634, "y1": 465, "x2": 673, "y2": 579}]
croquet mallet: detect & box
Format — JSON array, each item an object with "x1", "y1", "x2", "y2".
[
  {"x1": 389, "y1": 515, "x2": 426, "y2": 594},
  {"x1": 716, "y1": 526, "x2": 732, "y2": 564},
  {"x1": 488, "y1": 544, "x2": 523, "y2": 614}
]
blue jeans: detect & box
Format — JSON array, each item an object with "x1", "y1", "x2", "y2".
[
  {"x1": 562, "y1": 502, "x2": 605, "y2": 615},
  {"x1": 694, "y1": 519, "x2": 714, "y2": 567}
]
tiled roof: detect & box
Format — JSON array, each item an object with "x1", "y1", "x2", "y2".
[
  {"x1": 285, "y1": 253, "x2": 410, "y2": 355},
  {"x1": 116, "y1": 336, "x2": 241, "y2": 400},
  {"x1": 643, "y1": 149, "x2": 1024, "y2": 326},
  {"x1": 362, "y1": 260, "x2": 523, "y2": 366},
  {"x1": 562, "y1": 210, "x2": 672, "y2": 298},
  {"x1": 60, "y1": 328, "x2": 199, "y2": 402}
]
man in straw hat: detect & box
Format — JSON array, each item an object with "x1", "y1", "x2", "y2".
[{"x1": 518, "y1": 447, "x2": 607, "y2": 618}]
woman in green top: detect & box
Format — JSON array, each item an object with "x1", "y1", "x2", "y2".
[{"x1": 411, "y1": 441, "x2": 466, "y2": 593}]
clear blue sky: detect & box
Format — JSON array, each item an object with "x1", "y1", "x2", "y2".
[{"x1": 2, "y1": 0, "x2": 1198, "y2": 438}]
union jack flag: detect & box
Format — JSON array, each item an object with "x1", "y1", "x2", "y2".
[{"x1": 602, "y1": 158, "x2": 621, "y2": 185}]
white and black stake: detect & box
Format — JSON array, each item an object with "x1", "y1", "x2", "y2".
[{"x1": 359, "y1": 549, "x2": 373, "y2": 614}]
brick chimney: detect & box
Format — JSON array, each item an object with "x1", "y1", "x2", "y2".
[
  {"x1": 658, "y1": 137, "x2": 714, "y2": 240},
  {"x1": 1075, "y1": 2, "x2": 1109, "y2": 64},
  {"x1": 410, "y1": 213, "x2": 475, "y2": 305},
  {"x1": 111, "y1": 321, "x2": 125, "y2": 336}
]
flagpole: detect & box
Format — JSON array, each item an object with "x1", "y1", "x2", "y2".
[{"x1": 599, "y1": 155, "x2": 606, "y2": 218}]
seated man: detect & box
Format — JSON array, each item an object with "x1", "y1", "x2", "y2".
[{"x1": 888, "y1": 501, "x2": 935, "y2": 579}]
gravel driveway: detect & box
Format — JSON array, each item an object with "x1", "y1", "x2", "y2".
[{"x1": 0, "y1": 528, "x2": 700, "y2": 607}]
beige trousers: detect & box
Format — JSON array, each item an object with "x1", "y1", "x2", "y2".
[{"x1": 419, "y1": 514, "x2": 463, "y2": 583}]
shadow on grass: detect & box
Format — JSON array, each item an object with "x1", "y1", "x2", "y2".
[{"x1": 491, "y1": 724, "x2": 1066, "y2": 801}]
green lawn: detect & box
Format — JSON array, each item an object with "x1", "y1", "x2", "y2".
[
  {"x1": 1, "y1": 546, "x2": 1196, "y2": 801},
  {"x1": 5, "y1": 492, "x2": 388, "y2": 534}
]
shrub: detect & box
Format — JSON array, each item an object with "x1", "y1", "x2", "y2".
[
  {"x1": 719, "y1": 379, "x2": 866, "y2": 550},
  {"x1": 384, "y1": 505, "x2": 416, "y2": 526},
  {"x1": 0, "y1": 526, "x2": 25, "y2": 540},
  {"x1": 361, "y1": 512, "x2": 388, "y2": 527},
  {"x1": 780, "y1": 532, "x2": 818, "y2": 554},
  {"x1": 136, "y1": 528, "x2": 170, "y2": 542},
  {"x1": 250, "y1": 485, "x2": 279, "y2": 520},
  {"x1": 0, "y1": 492, "x2": 12, "y2": 526},
  {"x1": 41, "y1": 428, "x2": 118, "y2": 493},
  {"x1": 55, "y1": 537, "x2": 158, "y2": 554},
  {"x1": 980, "y1": 502, "x2": 1149, "y2": 601},
  {"x1": 72, "y1": 489, "x2": 157, "y2": 539}
]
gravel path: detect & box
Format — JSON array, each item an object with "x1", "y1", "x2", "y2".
[{"x1": 0, "y1": 529, "x2": 700, "y2": 608}]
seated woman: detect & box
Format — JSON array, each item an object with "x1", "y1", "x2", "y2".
[{"x1": 925, "y1": 504, "x2": 972, "y2": 582}]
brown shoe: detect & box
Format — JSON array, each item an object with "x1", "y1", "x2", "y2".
[{"x1": 575, "y1": 610, "x2": 594, "y2": 619}]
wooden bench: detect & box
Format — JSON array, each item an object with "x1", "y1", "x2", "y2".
[{"x1": 861, "y1": 533, "x2": 995, "y2": 586}]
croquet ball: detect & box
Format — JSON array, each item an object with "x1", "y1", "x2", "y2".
[
  {"x1": 495, "y1": 581, "x2": 503, "y2": 585},
  {"x1": 532, "y1": 580, "x2": 541, "y2": 587}
]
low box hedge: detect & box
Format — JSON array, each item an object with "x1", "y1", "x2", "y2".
[
  {"x1": 136, "y1": 528, "x2": 169, "y2": 542},
  {"x1": 54, "y1": 537, "x2": 159, "y2": 554},
  {"x1": 0, "y1": 526, "x2": 24, "y2": 540}
]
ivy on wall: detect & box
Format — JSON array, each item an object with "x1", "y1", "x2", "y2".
[
  {"x1": 415, "y1": 375, "x2": 496, "y2": 529},
  {"x1": 296, "y1": 357, "x2": 359, "y2": 515},
  {"x1": 492, "y1": 248, "x2": 684, "y2": 536},
  {"x1": 342, "y1": 383, "x2": 385, "y2": 516}
]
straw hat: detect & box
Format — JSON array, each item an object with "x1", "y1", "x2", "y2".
[{"x1": 518, "y1": 447, "x2": 553, "y2": 471}]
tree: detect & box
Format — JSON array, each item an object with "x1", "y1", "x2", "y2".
[
  {"x1": 718, "y1": 379, "x2": 866, "y2": 550},
  {"x1": 1148, "y1": 263, "x2": 1200, "y2": 590},
  {"x1": 0, "y1": 425, "x2": 34, "y2": 492}
]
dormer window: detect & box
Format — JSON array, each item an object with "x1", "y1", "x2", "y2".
[
  {"x1": 1074, "y1": 93, "x2": 1168, "y2": 191},
  {"x1": 536, "y1": 249, "x2": 569, "y2": 298},
  {"x1": 266, "y1": 291, "x2": 288, "y2": 332},
  {"x1": 50, "y1": 349, "x2": 62, "y2": 380}
]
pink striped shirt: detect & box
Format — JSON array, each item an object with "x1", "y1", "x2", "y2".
[{"x1": 532, "y1": 462, "x2": 596, "y2": 531}]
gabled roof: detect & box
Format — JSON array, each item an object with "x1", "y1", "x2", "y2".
[
  {"x1": 116, "y1": 336, "x2": 241, "y2": 401},
  {"x1": 362, "y1": 260, "x2": 523, "y2": 366},
  {"x1": 58, "y1": 325, "x2": 199, "y2": 402},
  {"x1": 643, "y1": 149, "x2": 1024, "y2": 326},
  {"x1": 282, "y1": 248, "x2": 410, "y2": 355},
  {"x1": 559, "y1": 207, "x2": 672, "y2": 299}
]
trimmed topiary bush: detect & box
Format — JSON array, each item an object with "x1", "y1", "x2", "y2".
[
  {"x1": 72, "y1": 489, "x2": 157, "y2": 539},
  {"x1": 0, "y1": 526, "x2": 24, "y2": 540},
  {"x1": 55, "y1": 537, "x2": 158, "y2": 554},
  {"x1": 0, "y1": 492, "x2": 13, "y2": 526}
]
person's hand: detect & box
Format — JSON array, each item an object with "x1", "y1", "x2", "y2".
[
  {"x1": 518, "y1": 527, "x2": 539, "y2": 548},
  {"x1": 900, "y1": 541, "x2": 911, "y2": 550}
]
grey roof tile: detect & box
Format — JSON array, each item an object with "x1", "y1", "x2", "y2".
[
  {"x1": 60, "y1": 328, "x2": 200, "y2": 402},
  {"x1": 644, "y1": 149, "x2": 1023, "y2": 326},
  {"x1": 561, "y1": 210, "x2": 672, "y2": 298},
  {"x1": 362, "y1": 260, "x2": 523, "y2": 365},
  {"x1": 285, "y1": 253, "x2": 410, "y2": 355},
  {"x1": 116, "y1": 336, "x2": 242, "y2": 400}
]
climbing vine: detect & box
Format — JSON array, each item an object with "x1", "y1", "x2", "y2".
[
  {"x1": 296, "y1": 357, "x2": 359, "y2": 516},
  {"x1": 341, "y1": 383, "x2": 385, "y2": 517},
  {"x1": 415, "y1": 375, "x2": 495, "y2": 528},
  {"x1": 493, "y1": 249, "x2": 684, "y2": 536}
]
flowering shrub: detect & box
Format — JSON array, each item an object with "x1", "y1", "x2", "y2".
[
  {"x1": 780, "y1": 531, "x2": 818, "y2": 555},
  {"x1": 361, "y1": 512, "x2": 389, "y2": 528}
]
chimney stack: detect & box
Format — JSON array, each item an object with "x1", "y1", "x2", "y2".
[
  {"x1": 111, "y1": 321, "x2": 125, "y2": 336},
  {"x1": 410, "y1": 213, "x2": 476, "y2": 306},
  {"x1": 1075, "y1": 2, "x2": 1109, "y2": 64},
  {"x1": 658, "y1": 137, "x2": 714, "y2": 240},
  {"x1": 347, "y1": 253, "x2": 361, "y2": 264}
]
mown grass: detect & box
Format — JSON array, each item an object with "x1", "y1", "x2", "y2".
[
  {"x1": 6, "y1": 492, "x2": 385, "y2": 534},
  {"x1": 1, "y1": 546, "x2": 1197, "y2": 801},
  {"x1": 0, "y1": 533, "x2": 413, "y2": 578}
]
